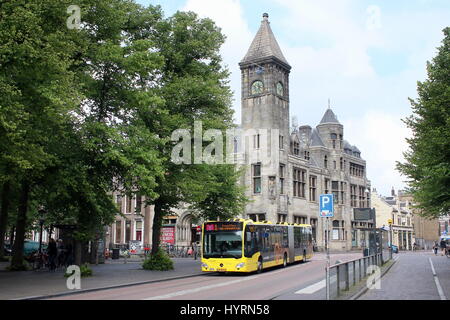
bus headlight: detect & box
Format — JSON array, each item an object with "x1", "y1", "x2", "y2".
[
  {"x1": 201, "y1": 263, "x2": 208, "y2": 269},
  {"x1": 236, "y1": 262, "x2": 245, "y2": 269}
]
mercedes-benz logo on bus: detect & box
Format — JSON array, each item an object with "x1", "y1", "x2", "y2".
[{"x1": 220, "y1": 263, "x2": 223, "y2": 267}]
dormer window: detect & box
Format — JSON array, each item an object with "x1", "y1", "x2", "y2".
[{"x1": 293, "y1": 141, "x2": 300, "y2": 155}]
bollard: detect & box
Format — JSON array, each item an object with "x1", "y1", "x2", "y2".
[
  {"x1": 353, "y1": 260, "x2": 356, "y2": 286},
  {"x1": 345, "y1": 263, "x2": 349, "y2": 291},
  {"x1": 359, "y1": 259, "x2": 362, "y2": 281},
  {"x1": 336, "y1": 265, "x2": 340, "y2": 296}
]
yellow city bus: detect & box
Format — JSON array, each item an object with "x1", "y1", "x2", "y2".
[{"x1": 201, "y1": 218, "x2": 313, "y2": 273}]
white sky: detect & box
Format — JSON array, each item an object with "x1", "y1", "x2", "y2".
[{"x1": 141, "y1": 0, "x2": 450, "y2": 196}]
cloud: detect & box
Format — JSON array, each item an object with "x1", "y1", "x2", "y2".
[
  {"x1": 342, "y1": 111, "x2": 412, "y2": 195},
  {"x1": 178, "y1": 0, "x2": 448, "y2": 197}
]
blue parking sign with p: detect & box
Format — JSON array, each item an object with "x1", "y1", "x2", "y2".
[{"x1": 319, "y1": 194, "x2": 334, "y2": 218}]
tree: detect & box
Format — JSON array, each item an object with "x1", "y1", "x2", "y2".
[
  {"x1": 144, "y1": 11, "x2": 246, "y2": 256},
  {"x1": 0, "y1": 0, "x2": 165, "y2": 268},
  {"x1": 180, "y1": 165, "x2": 248, "y2": 222},
  {"x1": 0, "y1": 0, "x2": 84, "y2": 269},
  {"x1": 397, "y1": 27, "x2": 450, "y2": 219}
]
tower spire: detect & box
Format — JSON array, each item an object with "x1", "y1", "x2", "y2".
[{"x1": 240, "y1": 13, "x2": 290, "y2": 68}]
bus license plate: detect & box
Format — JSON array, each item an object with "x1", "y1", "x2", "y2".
[{"x1": 217, "y1": 268, "x2": 227, "y2": 272}]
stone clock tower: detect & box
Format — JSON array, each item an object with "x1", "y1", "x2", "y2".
[{"x1": 239, "y1": 13, "x2": 291, "y2": 223}]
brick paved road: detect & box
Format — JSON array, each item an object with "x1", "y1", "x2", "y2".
[{"x1": 359, "y1": 251, "x2": 450, "y2": 300}]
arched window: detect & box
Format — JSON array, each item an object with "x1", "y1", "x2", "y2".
[{"x1": 276, "y1": 82, "x2": 283, "y2": 96}]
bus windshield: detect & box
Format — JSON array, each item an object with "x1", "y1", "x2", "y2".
[{"x1": 203, "y1": 222, "x2": 243, "y2": 259}]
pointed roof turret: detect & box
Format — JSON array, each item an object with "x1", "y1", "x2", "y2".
[
  {"x1": 319, "y1": 108, "x2": 340, "y2": 124},
  {"x1": 240, "y1": 13, "x2": 290, "y2": 68}
]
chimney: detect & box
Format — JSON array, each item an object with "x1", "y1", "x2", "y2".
[
  {"x1": 391, "y1": 187, "x2": 395, "y2": 197},
  {"x1": 299, "y1": 125, "x2": 312, "y2": 141}
]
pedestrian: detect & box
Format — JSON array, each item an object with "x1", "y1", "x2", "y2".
[
  {"x1": 56, "y1": 239, "x2": 65, "y2": 268},
  {"x1": 65, "y1": 242, "x2": 74, "y2": 266},
  {"x1": 440, "y1": 238, "x2": 447, "y2": 256},
  {"x1": 47, "y1": 238, "x2": 57, "y2": 271},
  {"x1": 433, "y1": 241, "x2": 438, "y2": 255},
  {"x1": 413, "y1": 242, "x2": 417, "y2": 251}
]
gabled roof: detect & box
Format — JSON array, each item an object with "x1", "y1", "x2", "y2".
[
  {"x1": 240, "y1": 13, "x2": 289, "y2": 66},
  {"x1": 310, "y1": 128, "x2": 325, "y2": 147},
  {"x1": 309, "y1": 155, "x2": 320, "y2": 168},
  {"x1": 319, "y1": 108, "x2": 340, "y2": 124}
]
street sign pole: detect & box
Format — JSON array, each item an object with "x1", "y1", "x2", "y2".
[
  {"x1": 319, "y1": 194, "x2": 333, "y2": 301},
  {"x1": 326, "y1": 217, "x2": 330, "y2": 300}
]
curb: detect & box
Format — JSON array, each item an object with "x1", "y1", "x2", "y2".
[
  {"x1": 15, "y1": 272, "x2": 205, "y2": 300},
  {"x1": 348, "y1": 256, "x2": 398, "y2": 300}
]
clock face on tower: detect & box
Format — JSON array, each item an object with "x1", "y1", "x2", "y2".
[
  {"x1": 276, "y1": 82, "x2": 283, "y2": 96},
  {"x1": 251, "y1": 80, "x2": 264, "y2": 95}
]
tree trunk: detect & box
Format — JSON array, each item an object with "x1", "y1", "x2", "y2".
[
  {"x1": 11, "y1": 180, "x2": 30, "y2": 270},
  {"x1": 0, "y1": 181, "x2": 11, "y2": 261},
  {"x1": 151, "y1": 199, "x2": 164, "y2": 256},
  {"x1": 9, "y1": 226, "x2": 15, "y2": 252},
  {"x1": 90, "y1": 240, "x2": 99, "y2": 264},
  {"x1": 74, "y1": 239, "x2": 82, "y2": 266}
]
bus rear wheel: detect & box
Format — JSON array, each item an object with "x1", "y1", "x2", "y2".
[
  {"x1": 303, "y1": 250, "x2": 307, "y2": 263},
  {"x1": 283, "y1": 253, "x2": 287, "y2": 268}
]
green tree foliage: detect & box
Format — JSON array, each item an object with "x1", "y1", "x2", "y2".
[
  {"x1": 180, "y1": 165, "x2": 248, "y2": 222},
  {"x1": 142, "y1": 248, "x2": 173, "y2": 271},
  {"x1": 0, "y1": 0, "x2": 84, "y2": 269},
  {"x1": 144, "y1": 11, "x2": 246, "y2": 255},
  {"x1": 397, "y1": 27, "x2": 450, "y2": 218},
  {"x1": 0, "y1": 0, "x2": 247, "y2": 267},
  {"x1": 0, "y1": 0, "x2": 165, "y2": 268}
]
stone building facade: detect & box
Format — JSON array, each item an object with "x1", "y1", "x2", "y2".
[
  {"x1": 371, "y1": 188, "x2": 417, "y2": 250},
  {"x1": 398, "y1": 191, "x2": 440, "y2": 250},
  {"x1": 236, "y1": 13, "x2": 372, "y2": 251},
  {"x1": 105, "y1": 13, "x2": 373, "y2": 252}
]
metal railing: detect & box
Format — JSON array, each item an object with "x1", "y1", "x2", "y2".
[
  {"x1": 328, "y1": 253, "x2": 385, "y2": 299},
  {"x1": 160, "y1": 244, "x2": 200, "y2": 259}
]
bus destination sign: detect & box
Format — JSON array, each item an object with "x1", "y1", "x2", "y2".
[{"x1": 204, "y1": 222, "x2": 241, "y2": 232}]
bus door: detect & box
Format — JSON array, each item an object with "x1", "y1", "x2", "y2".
[{"x1": 288, "y1": 226, "x2": 295, "y2": 263}]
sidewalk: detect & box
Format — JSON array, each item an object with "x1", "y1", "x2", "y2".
[
  {"x1": 0, "y1": 257, "x2": 203, "y2": 300},
  {"x1": 358, "y1": 251, "x2": 450, "y2": 300},
  {"x1": 0, "y1": 251, "x2": 364, "y2": 300}
]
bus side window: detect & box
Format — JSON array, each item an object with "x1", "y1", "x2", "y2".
[{"x1": 257, "y1": 226, "x2": 264, "y2": 253}]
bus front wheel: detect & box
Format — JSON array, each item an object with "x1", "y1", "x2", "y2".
[{"x1": 283, "y1": 253, "x2": 287, "y2": 268}]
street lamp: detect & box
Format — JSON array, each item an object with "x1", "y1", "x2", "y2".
[{"x1": 38, "y1": 207, "x2": 46, "y2": 255}]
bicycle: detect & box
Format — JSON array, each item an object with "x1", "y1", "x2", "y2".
[{"x1": 32, "y1": 251, "x2": 49, "y2": 271}]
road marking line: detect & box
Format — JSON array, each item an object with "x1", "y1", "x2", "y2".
[
  {"x1": 144, "y1": 276, "x2": 257, "y2": 300},
  {"x1": 429, "y1": 258, "x2": 447, "y2": 300},
  {"x1": 143, "y1": 265, "x2": 295, "y2": 300},
  {"x1": 294, "y1": 275, "x2": 338, "y2": 295},
  {"x1": 295, "y1": 279, "x2": 326, "y2": 294}
]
